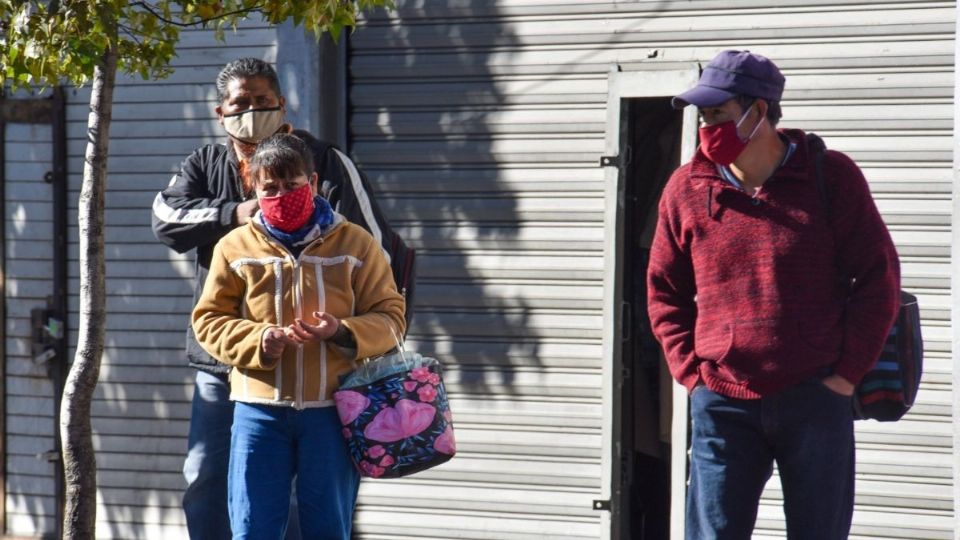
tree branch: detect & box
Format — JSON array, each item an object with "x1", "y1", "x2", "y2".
[
  {"x1": 118, "y1": 24, "x2": 143, "y2": 45},
  {"x1": 132, "y1": 1, "x2": 264, "y2": 28}
]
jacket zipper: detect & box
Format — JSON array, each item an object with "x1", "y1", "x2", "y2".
[
  {"x1": 293, "y1": 260, "x2": 304, "y2": 409},
  {"x1": 263, "y1": 236, "x2": 303, "y2": 409},
  {"x1": 292, "y1": 233, "x2": 329, "y2": 409},
  {"x1": 255, "y1": 220, "x2": 336, "y2": 409},
  {"x1": 225, "y1": 144, "x2": 249, "y2": 201}
]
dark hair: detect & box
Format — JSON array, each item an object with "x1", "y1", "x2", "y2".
[
  {"x1": 216, "y1": 58, "x2": 282, "y2": 103},
  {"x1": 247, "y1": 134, "x2": 315, "y2": 186},
  {"x1": 736, "y1": 94, "x2": 782, "y2": 126}
]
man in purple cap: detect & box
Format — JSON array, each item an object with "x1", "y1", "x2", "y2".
[{"x1": 646, "y1": 50, "x2": 901, "y2": 538}]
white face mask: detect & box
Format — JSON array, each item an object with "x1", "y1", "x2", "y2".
[{"x1": 222, "y1": 107, "x2": 284, "y2": 144}]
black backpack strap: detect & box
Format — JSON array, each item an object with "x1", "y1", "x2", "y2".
[
  {"x1": 806, "y1": 132, "x2": 829, "y2": 218},
  {"x1": 808, "y1": 132, "x2": 855, "y2": 296}
]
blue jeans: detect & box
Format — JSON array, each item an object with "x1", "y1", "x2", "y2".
[
  {"x1": 229, "y1": 403, "x2": 360, "y2": 540},
  {"x1": 183, "y1": 371, "x2": 302, "y2": 540},
  {"x1": 183, "y1": 371, "x2": 234, "y2": 540},
  {"x1": 687, "y1": 378, "x2": 854, "y2": 540}
]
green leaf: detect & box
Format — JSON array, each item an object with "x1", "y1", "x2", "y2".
[
  {"x1": 328, "y1": 24, "x2": 342, "y2": 43},
  {"x1": 0, "y1": 1, "x2": 396, "y2": 90}
]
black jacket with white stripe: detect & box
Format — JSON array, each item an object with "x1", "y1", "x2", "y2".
[{"x1": 152, "y1": 130, "x2": 415, "y2": 374}]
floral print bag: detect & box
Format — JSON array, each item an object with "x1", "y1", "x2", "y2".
[{"x1": 334, "y1": 347, "x2": 456, "y2": 478}]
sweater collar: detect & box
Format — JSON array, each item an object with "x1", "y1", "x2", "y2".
[{"x1": 688, "y1": 128, "x2": 811, "y2": 189}]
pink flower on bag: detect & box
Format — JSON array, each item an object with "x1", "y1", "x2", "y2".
[
  {"x1": 417, "y1": 384, "x2": 437, "y2": 403},
  {"x1": 342, "y1": 428, "x2": 352, "y2": 439},
  {"x1": 403, "y1": 381, "x2": 419, "y2": 392},
  {"x1": 443, "y1": 409, "x2": 453, "y2": 423},
  {"x1": 334, "y1": 391, "x2": 370, "y2": 425},
  {"x1": 411, "y1": 366, "x2": 432, "y2": 383},
  {"x1": 364, "y1": 399, "x2": 436, "y2": 442},
  {"x1": 380, "y1": 454, "x2": 395, "y2": 467},
  {"x1": 360, "y1": 460, "x2": 385, "y2": 478},
  {"x1": 434, "y1": 426, "x2": 456, "y2": 455},
  {"x1": 368, "y1": 445, "x2": 386, "y2": 458},
  {"x1": 427, "y1": 373, "x2": 440, "y2": 385}
]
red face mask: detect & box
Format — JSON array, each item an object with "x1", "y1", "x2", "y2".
[
  {"x1": 259, "y1": 183, "x2": 315, "y2": 232},
  {"x1": 698, "y1": 106, "x2": 764, "y2": 165}
]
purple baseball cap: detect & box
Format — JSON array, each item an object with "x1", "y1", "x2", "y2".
[{"x1": 672, "y1": 50, "x2": 785, "y2": 109}]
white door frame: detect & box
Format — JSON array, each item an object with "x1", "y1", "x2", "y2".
[
  {"x1": 600, "y1": 66, "x2": 700, "y2": 539},
  {"x1": 951, "y1": 9, "x2": 960, "y2": 538}
]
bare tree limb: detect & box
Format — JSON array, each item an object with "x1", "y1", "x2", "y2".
[
  {"x1": 60, "y1": 44, "x2": 117, "y2": 540},
  {"x1": 132, "y1": 1, "x2": 264, "y2": 27},
  {"x1": 118, "y1": 24, "x2": 143, "y2": 45}
]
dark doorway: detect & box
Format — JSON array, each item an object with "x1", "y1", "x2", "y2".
[{"x1": 612, "y1": 97, "x2": 684, "y2": 540}]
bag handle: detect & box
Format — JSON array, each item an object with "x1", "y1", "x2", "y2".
[
  {"x1": 388, "y1": 320, "x2": 406, "y2": 355},
  {"x1": 361, "y1": 319, "x2": 412, "y2": 370}
]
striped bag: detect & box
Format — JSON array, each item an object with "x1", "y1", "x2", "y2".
[{"x1": 852, "y1": 291, "x2": 923, "y2": 422}]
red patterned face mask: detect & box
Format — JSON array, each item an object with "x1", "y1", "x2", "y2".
[
  {"x1": 698, "y1": 105, "x2": 763, "y2": 166},
  {"x1": 259, "y1": 183, "x2": 315, "y2": 232}
]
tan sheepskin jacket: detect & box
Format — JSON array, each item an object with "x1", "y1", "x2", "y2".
[{"x1": 192, "y1": 214, "x2": 406, "y2": 409}]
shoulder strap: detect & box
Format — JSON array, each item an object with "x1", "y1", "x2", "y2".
[
  {"x1": 331, "y1": 148, "x2": 390, "y2": 263},
  {"x1": 808, "y1": 133, "x2": 855, "y2": 289},
  {"x1": 806, "y1": 132, "x2": 829, "y2": 218}
]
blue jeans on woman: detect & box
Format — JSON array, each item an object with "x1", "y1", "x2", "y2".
[
  {"x1": 229, "y1": 403, "x2": 360, "y2": 540},
  {"x1": 687, "y1": 377, "x2": 855, "y2": 540}
]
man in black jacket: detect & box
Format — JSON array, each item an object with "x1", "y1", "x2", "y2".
[{"x1": 152, "y1": 57, "x2": 414, "y2": 540}]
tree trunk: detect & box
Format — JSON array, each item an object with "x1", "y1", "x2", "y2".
[{"x1": 59, "y1": 46, "x2": 117, "y2": 540}]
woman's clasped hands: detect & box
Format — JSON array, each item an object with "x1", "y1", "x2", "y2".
[{"x1": 261, "y1": 311, "x2": 339, "y2": 359}]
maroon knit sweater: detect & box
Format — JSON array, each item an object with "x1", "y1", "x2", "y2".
[{"x1": 647, "y1": 129, "x2": 900, "y2": 399}]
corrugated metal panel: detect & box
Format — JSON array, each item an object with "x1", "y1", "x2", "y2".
[
  {"x1": 58, "y1": 23, "x2": 278, "y2": 539},
  {"x1": 349, "y1": 1, "x2": 954, "y2": 538},
  {"x1": 4, "y1": 120, "x2": 58, "y2": 536}
]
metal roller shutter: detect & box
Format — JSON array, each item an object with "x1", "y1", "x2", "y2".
[
  {"x1": 4, "y1": 114, "x2": 58, "y2": 537},
  {"x1": 348, "y1": 1, "x2": 954, "y2": 538}
]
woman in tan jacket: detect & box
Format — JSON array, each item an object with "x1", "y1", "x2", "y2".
[{"x1": 192, "y1": 133, "x2": 405, "y2": 539}]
